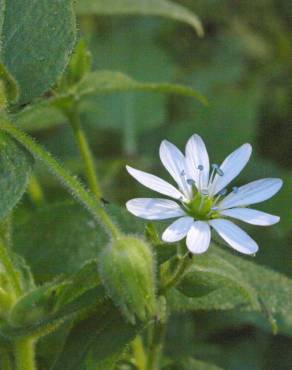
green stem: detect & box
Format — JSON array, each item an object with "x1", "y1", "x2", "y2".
[
  {"x1": 27, "y1": 174, "x2": 45, "y2": 205},
  {"x1": 160, "y1": 252, "x2": 192, "y2": 294},
  {"x1": 0, "y1": 117, "x2": 120, "y2": 239},
  {"x1": 147, "y1": 319, "x2": 166, "y2": 370},
  {"x1": 67, "y1": 110, "x2": 102, "y2": 198},
  {"x1": 0, "y1": 237, "x2": 22, "y2": 296},
  {"x1": 14, "y1": 338, "x2": 36, "y2": 370},
  {"x1": 132, "y1": 335, "x2": 147, "y2": 370}
]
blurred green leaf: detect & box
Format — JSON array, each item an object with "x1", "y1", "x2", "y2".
[
  {"x1": 0, "y1": 132, "x2": 33, "y2": 220},
  {"x1": 1, "y1": 0, "x2": 76, "y2": 104},
  {"x1": 168, "y1": 245, "x2": 292, "y2": 333},
  {"x1": 75, "y1": 0, "x2": 203, "y2": 36},
  {"x1": 13, "y1": 202, "x2": 144, "y2": 282},
  {"x1": 52, "y1": 302, "x2": 140, "y2": 370},
  {"x1": 13, "y1": 202, "x2": 105, "y2": 282},
  {"x1": 178, "y1": 357, "x2": 225, "y2": 370}
]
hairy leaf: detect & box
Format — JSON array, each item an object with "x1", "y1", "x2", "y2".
[
  {"x1": 168, "y1": 245, "x2": 292, "y2": 333},
  {"x1": 75, "y1": 0, "x2": 203, "y2": 36},
  {"x1": 0, "y1": 132, "x2": 33, "y2": 220},
  {"x1": 1, "y1": 0, "x2": 76, "y2": 104}
]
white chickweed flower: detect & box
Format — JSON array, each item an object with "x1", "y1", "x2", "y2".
[{"x1": 126, "y1": 134, "x2": 283, "y2": 255}]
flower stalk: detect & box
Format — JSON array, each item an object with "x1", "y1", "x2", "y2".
[{"x1": 66, "y1": 108, "x2": 102, "y2": 199}]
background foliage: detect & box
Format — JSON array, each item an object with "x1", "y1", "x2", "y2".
[{"x1": 0, "y1": 1, "x2": 291, "y2": 369}]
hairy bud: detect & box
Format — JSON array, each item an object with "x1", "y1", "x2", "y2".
[{"x1": 98, "y1": 236, "x2": 156, "y2": 324}]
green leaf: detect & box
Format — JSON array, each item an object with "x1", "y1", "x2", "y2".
[
  {"x1": 75, "y1": 0, "x2": 203, "y2": 36},
  {"x1": 13, "y1": 68, "x2": 205, "y2": 133},
  {"x1": 13, "y1": 202, "x2": 144, "y2": 282},
  {"x1": 178, "y1": 357, "x2": 225, "y2": 370},
  {"x1": 73, "y1": 70, "x2": 207, "y2": 105},
  {"x1": 168, "y1": 245, "x2": 292, "y2": 333},
  {"x1": 13, "y1": 202, "x2": 105, "y2": 282},
  {"x1": 52, "y1": 302, "x2": 140, "y2": 370},
  {"x1": 0, "y1": 132, "x2": 33, "y2": 220},
  {"x1": 1, "y1": 0, "x2": 76, "y2": 104}
]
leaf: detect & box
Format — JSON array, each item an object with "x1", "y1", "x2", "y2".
[
  {"x1": 1, "y1": 0, "x2": 76, "y2": 104},
  {"x1": 73, "y1": 70, "x2": 207, "y2": 105},
  {"x1": 0, "y1": 132, "x2": 33, "y2": 220},
  {"x1": 13, "y1": 202, "x2": 144, "y2": 282},
  {"x1": 13, "y1": 68, "x2": 205, "y2": 133},
  {"x1": 52, "y1": 302, "x2": 140, "y2": 370},
  {"x1": 168, "y1": 245, "x2": 292, "y2": 333},
  {"x1": 178, "y1": 357, "x2": 225, "y2": 370},
  {"x1": 13, "y1": 202, "x2": 105, "y2": 282},
  {"x1": 1, "y1": 261, "x2": 103, "y2": 338},
  {"x1": 75, "y1": 0, "x2": 203, "y2": 36}
]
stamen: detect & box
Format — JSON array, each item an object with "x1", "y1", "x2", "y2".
[
  {"x1": 211, "y1": 206, "x2": 219, "y2": 211},
  {"x1": 197, "y1": 164, "x2": 204, "y2": 171},
  {"x1": 232, "y1": 186, "x2": 239, "y2": 193},
  {"x1": 187, "y1": 179, "x2": 196, "y2": 186},
  {"x1": 216, "y1": 167, "x2": 224, "y2": 176},
  {"x1": 218, "y1": 188, "x2": 227, "y2": 196},
  {"x1": 201, "y1": 189, "x2": 209, "y2": 196}
]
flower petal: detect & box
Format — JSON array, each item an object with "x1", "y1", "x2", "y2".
[
  {"x1": 185, "y1": 134, "x2": 210, "y2": 190},
  {"x1": 220, "y1": 208, "x2": 280, "y2": 226},
  {"x1": 186, "y1": 221, "x2": 211, "y2": 254},
  {"x1": 126, "y1": 198, "x2": 185, "y2": 220},
  {"x1": 210, "y1": 143, "x2": 252, "y2": 195},
  {"x1": 209, "y1": 219, "x2": 259, "y2": 255},
  {"x1": 159, "y1": 140, "x2": 191, "y2": 198},
  {"x1": 218, "y1": 178, "x2": 283, "y2": 209},
  {"x1": 162, "y1": 216, "x2": 194, "y2": 242},
  {"x1": 126, "y1": 165, "x2": 184, "y2": 200}
]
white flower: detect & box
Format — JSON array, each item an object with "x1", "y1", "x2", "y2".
[{"x1": 126, "y1": 134, "x2": 283, "y2": 255}]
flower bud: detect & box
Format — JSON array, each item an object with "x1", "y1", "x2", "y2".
[{"x1": 98, "y1": 236, "x2": 156, "y2": 324}]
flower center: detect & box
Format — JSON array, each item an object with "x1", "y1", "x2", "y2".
[{"x1": 183, "y1": 191, "x2": 218, "y2": 220}]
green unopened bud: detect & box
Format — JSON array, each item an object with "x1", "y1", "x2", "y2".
[{"x1": 98, "y1": 236, "x2": 156, "y2": 324}]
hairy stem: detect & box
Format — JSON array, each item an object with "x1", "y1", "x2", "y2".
[
  {"x1": 14, "y1": 338, "x2": 36, "y2": 370},
  {"x1": 0, "y1": 117, "x2": 120, "y2": 239},
  {"x1": 67, "y1": 110, "x2": 102, "y2": 198}
]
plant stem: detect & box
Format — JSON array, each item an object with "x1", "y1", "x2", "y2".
[
  {"x1": 27, "y1": 174, "x2": 45, "y2": 205},
  {"x1": 147, "y1": 319, "x2": 166, "y2": 370},
  {"x1": 14, "y1": 338, "x2": 36, "y2": 370},
  {"x1": 0, "y1": 237, "x2": 22, "y2": 296},
  {"x1": 67, "y1": 110, "x2": 102, "y2": 198},
  {"x1": 160, "y1": 252, "x2": 192, "y2": 294},
  {"x1": 0, "y1": 117, "x2": 120, "y2": 239},
  {"x1": 132, "y1": 335, "x2": 147, "y2": 370}
]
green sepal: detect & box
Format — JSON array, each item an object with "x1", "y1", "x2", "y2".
[{"x1": 98, "y1": 236, "x2": 157, "y2": 324}]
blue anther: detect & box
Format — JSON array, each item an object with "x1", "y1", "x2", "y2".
[
  {"x1": 187, "y1": 179, "x2": 196, "y2": 186},
  {"x1": 218, "y1": 188, "x2": 227, "y2": 196},
  {"x1": 197, "y1": 164, "x2": 204, "y2": 171},
  {"x1": 232, "y1": 186, "x2": 239, "y2": 193}
]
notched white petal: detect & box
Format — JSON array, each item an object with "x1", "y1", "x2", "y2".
[
  {"x1": 218, "y1": 178, "x2": 283, "y2": 209},
  {"x1": 186, "y1": 221, "x2": 211, "y2": 254},
  {"x1": 162, "y1": 216, "x2": 194, "y2": 243},
  {"x1": 210, "y1": 143, "x2": 252, "y2": 195},
  {"x1": 126, "y1": 165, "x2": 184, "y2": 200},
  {"x1": 159, "y1": 140, "x2": 191, "y2": 198},
  {"x1": 220, "y1": 208, "x2": 280, "y2": 226},
  {"x1": 185, "y1": 134, "x2": 210, "y2": 190},
  {"x1": 209, "y1": 219, "x2": 259, "y2": 255},
  {"x1": 126, "y1": 198, "x2": 185, "y2": 220}
]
